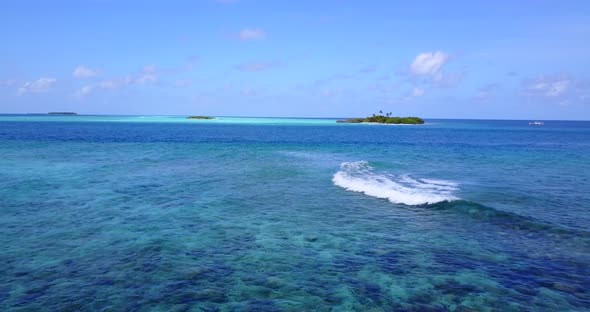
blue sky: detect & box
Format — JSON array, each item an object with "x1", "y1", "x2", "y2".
[{"x1": 1, "y1": 0, "x2": 589, "y2": 119}]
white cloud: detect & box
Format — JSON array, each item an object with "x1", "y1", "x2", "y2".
[
  {"x1": 411, "y1": 87, "x2": 425, "y2": 97},
  {"x1": 410, "y1": 51, "x2": 449, "y2": 77},
  {"x1": 238, "y1": 28, "x2": 266, "y2": 41},
  {"x1": 74, "y1": 65, "x2": 164, "y2": 97},
  {"x1": 406, "y1": 51, "x2": 463, "y2": 88},
  {"x1": 75, "y1": 76, "x2": 133, "y2": 97},
  {"x1": 526, "y1": 76, "x2": 570, "y2": 97},
  {"x1": 75, "y1": 85, "x2": 95, "y2": 97},
  {"x1": 136, "y1": 73, "x2": 157, "y2": 85},
  {"x1": 99, "y1": 76, "x2": 133, "y2": 89},
  {"x1": 73, "y1": 65, "x2": 98, "y2": 78},
  {"x1": 17, "y1": 78, "x2": 56, "y2": 95},
  {"x1": 133, "y1": 66, "x2": 158, "y2": 85},
  {"x1": 521, "y1": 74, "x2": 590, "y2": 106}
]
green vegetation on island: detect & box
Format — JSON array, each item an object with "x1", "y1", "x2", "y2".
[
  {"x1": 187, "y1": 116, "x2": 215, "y2": 120},
  {"x1": 48, "y1": 112, "x2": 77, "y2": 115},
  {"x1": 337, "y1": 111, "x2": 424, "y2": 124}
]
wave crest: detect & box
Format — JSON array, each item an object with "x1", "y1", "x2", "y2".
[{"x1": 332, "y1": 161, "x2": 458, "y2": 205}]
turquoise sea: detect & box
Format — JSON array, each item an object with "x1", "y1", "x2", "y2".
[{"x1": 1, "y1": 115, "x2": 589, "y2": 311}]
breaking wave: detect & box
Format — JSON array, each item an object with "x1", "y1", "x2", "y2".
[
  {"x1": 332, "y1": 161, "x2": 459, "y2": 205},
  {"x1": 332, "y1": 161, "x2": 590, "y2": 238}
]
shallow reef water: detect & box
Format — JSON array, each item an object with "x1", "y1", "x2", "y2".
[{"x1": 0, "y1": 116, "x2": 589, "y2": 311}]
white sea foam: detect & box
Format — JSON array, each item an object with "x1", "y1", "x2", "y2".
[{"x1": 332, "y1": 161, "x2": 459, "y2": 205}]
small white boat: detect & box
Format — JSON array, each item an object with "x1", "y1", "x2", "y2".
[{"x1": 529, "y1": 121, "x2": 544, "y2": 126}]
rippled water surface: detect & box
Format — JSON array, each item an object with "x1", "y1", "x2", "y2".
[{"x1": 1, "y1": 116, "x2": 589, "y2": 311}]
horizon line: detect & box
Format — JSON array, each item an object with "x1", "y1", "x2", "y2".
[{"x1": 1, "y1": 113, "x2": 590, "y2": 122}]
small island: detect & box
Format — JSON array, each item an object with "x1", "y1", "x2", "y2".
[
  {"x1": 48, "y1": 112, "x2": 77, "y2": 115},
  {"x1": 337, "y1": 111, "x2": 424, "y2": 124},
  {"x1": 187, "y1": 116, "x2": 215, "y2": 120}
]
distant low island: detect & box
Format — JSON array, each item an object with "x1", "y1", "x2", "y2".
[
  {"x1": 337, "y1": 112, "x2": 424, "y2": 124},
  {"x1": 187, "y1": 116, "x2": 215, "y2": 120},
  {"x1": 48, "y1": 112, "x2": 77, "y2": 115}
]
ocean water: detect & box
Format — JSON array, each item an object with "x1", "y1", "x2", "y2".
[{"x1": 1, "y1": 115, "x2": 589, "y2": 311}]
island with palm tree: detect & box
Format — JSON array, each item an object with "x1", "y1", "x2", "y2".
[
  {"x1": 187, "y1": 116, "x2": 215, "y2": 120},
  {"x1": 337, "y1": 111, "x2": 424, "y2": 124}
]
